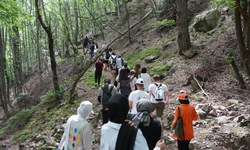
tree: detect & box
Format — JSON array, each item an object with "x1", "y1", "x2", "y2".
[
  {"x1": 35, "y1": 0, "x2": 61, "y2": 101},
  {"x1": 175, "y1": 0, "x2": 191, "y2": 55}
]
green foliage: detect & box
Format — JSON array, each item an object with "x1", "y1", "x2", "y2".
[
  {"x1": 210, "y1": 0, "x2": 236, "y2": 8},
  {"x1": 157, "y1": 19, "x2": 175, "y2": 27},
  {"x1": 150, "y1": 65, "x2": 166, "y2": 79},
  {"x1": 126, "y1": 46, "x2": 162, "y2": 68}
]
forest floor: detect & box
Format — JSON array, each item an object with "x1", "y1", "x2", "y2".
[{"x1": 1, "y1": 0, "x2": 250, "y2": 149}]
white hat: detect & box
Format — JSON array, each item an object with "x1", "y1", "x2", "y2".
[{"x1": 136, "y1": 78, "x2": 144, "y2": 85}]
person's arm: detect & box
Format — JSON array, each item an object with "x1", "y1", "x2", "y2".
[
  {"x1": 193, "y1": 107, "x2": 198, "y2": 121},
  {"x1": 129, "y1": 100, "x2": 133, "y2": 109},
  {"x1": 116, "y1": 82, "x2": 120, "y2": 91},
  {"x1": 165, "y1": 91, "x2": 170, "y2": 102},
  {"x1": 148, "y1": 90, "x2": 152, "y2": 97},
  {"x1": 129, "y1": 82, "x2": 133, "y2": 92}
]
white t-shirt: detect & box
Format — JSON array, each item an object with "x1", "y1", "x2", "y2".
[
  {"x1": 148, "y1": 82, "x2": 168, "y2": 103},
  {"x1": 100, "y1": 121, "x2": 160, "y2": 150},
  {"x1": 116, "y1": 57, "x2": 124, "y2": 69},
  {"x1": 128, "y1": 90, "x2": 150, "y2": 114},
  {"x1": 140, "y1": 73, "x2": 151, "y2": 92}
]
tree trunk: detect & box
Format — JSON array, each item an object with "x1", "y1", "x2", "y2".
[
  {"x1": 230, "y1": 59, "x2": 246, "y2": 89},
  {"x1": 74, "y1": 0, "x2": 79, "y2": 46},
  {"x1": 234, "y1": 8, "x2": 250, "y2": 77},
  {"x1": 12, "y1": 26, "x2": 23, "y2": 96},
  {"x1": 0, "y1": 28, "x2": 9, "y2": 117},
  {"x1": 176, "y1": 0, "x2": 191, "y2": 55},
  {"x1": 36, "y1": 9, "x2": 43, "y2": 85},
  {"x1": 35, "y1": 0, "x2": 61, "y2": 101}
]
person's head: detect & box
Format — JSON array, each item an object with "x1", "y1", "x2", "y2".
[
  {"x1": 112, "y1": 51, "x2": 115, "y2": 55},
  {"x1": 132, "y1": 99, "x2": 151, "y2": 127},
  {"x1": 109, "y1": 48, "x2": 112, "y2": 52},
  {"x1": 153, "y1": 74, "x2": 160, "y2": 82},
  {"x1": 136, "y1": 78, "x2": 144, "y2": 90},
  {"x1": 141, "y1": 67, "x2": 147, "y2": 73},
  {"x1": 107, "y1": 94, "x2": 129, "y2": 123},
  {"x1": 134, "y1": 63, "x2": 141, "y2": 74},
  {"x1": 130, "y1": 69, "x2": 136, "y2": 76},
  {"x1": 77, "y1": 101, "x2": 94, "y2": 119},
  {"x1": 119, "y1": 69, "x2": 129, "y2": 80},
  {"x1": 124, "y1": 61, "x2": 128, "y2": 68},
  {"x1": 178, "y1": 93, "x2": 189, "y2": 104},
  {"x1": 104, "y1": 77, "x2": 111, "y2": 84},
  {"x1": 118, "y1": 54, "x2": 121, "y2": 58}
]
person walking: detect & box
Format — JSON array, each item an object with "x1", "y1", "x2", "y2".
[
  {"x1": 172, "y1": 93, "x2": 198, "y2": 150},
  {"x1": 109, "y1": 52, "x2": 117, "y2": 84},
  {"x1": 58, "y1": 101, "x2": 94, "y2": 150},
  {"x1": 148, "y1": 75, "x2": 170, "y2": 126},
  {"x1": 98, "y1": 77, "x2": 118, "y2": 124},
  {"x1": 116, "y1": 69, "x2": 133, "y2": 98},
  {"x1": 132, "y1": 99, "x2": 162, "y2": 150},
  {"x1": 140, "y1": 67, "x2": 151, "y2": 92},
  {"x1": 128, "y1": 78, "x2": 150, "y2": 119},
  {"x1": 100, "y1": 94, "x2": 166, "y2": 150},
  {"x1": 94, "y1": 58, "x2": 103, "y2": 86}
]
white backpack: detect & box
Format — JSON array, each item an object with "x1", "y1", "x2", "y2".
[{"x1": 152, "y1": 83, "x2": 165, "y2": 101}]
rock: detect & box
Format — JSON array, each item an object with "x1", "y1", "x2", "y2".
[
  {"x1": 237, "y1": 116, "x2": 246, "y2": 123},
  {"x1": 197, "y1": 109, "x2": 207, "y2": 119},
  {"x1": 183, "y1": 49, "x2": 197, "y2": 59},
  {"x1": 77, "y1": 92, "x2": 85, "y2": 98},
  {"x1": 166, "y1": 114, "x2": 174, "y2": 122},
  {"x1": 240, "y1": 120, "x2": 250, "y2": 127},
  {"x1": 193, "y1": 9, "x2": 221, "y2": 32},
  {"x1": 228, "y1": 99, "x2": 239, "y2": 106},
  {"x1": 217, "y1": 116, "x2": 230, "y2": 124},
  {"x1": 145, "y1": 55, "x2": 159, "y2": 63},
  {"x1": 201, "y1": 104, "x2": 209, "y2": 112},
  {"x1": 195, "y1": 104, "x2": 204, "y2": 110},
  {"x1": 208, "y1": 109, "x2": 217, "y2": 117},
  {"x1": 191, "y1": 80, "x2": 203, "y2": 92}
]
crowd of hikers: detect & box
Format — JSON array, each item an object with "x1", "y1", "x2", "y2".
[{"x1": 57, "y1": 42, "x2": 198, "y2": 150}]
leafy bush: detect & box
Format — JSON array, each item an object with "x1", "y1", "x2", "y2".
[{"x1": 157, "y1": 19, "x2": 175, "y2": 27}]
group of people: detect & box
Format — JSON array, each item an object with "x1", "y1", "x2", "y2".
[
  {"x1": 58, "y1": 47, "x2": 198, "y2": 149},
  {"x1": 83, "y1": 36, "x2": 99, "y2": 59}
]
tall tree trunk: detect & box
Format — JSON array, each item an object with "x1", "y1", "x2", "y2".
[
  {"x1": 35, "y1": 0, "x2": 61, "y2": 101},
  {"x1": 74, "y1": 0, "x2": 79, "y2": 46},
  {"x1": 230, "y1": 59, "x2": 246, "y2": 89},
  {"x1": 176, "y1": 0, "x2": 191, "y2": 55},
  {"x1": 0, "y1": 28, "x2": 9, "y2": 117},
  {"x1": 36, "y1": 9, "x2": 43, "y2": 85},
  {"x1": 235, "y1": 8, "x2": 250, "y2": 77},
  {"x1": 12, "y1": 26, "x2": 23, "y2": 96}
]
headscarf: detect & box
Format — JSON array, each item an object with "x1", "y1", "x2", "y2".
[
  {"x1": 132, "y1": 99, "x2": 151, "y2": 127},
  {"x1": 107, "y1": 94, "x2": 129, "y2": 123},
  {"x1": 58, "y1": 101, "x2": 94, "y2": 150}
]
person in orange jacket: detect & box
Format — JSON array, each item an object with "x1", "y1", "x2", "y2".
[{"x1": 172, "y1": 93, "x2": 198, "y2": 150}]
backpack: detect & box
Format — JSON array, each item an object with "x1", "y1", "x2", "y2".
[
  {"x1": 120, "y1": 79, "x2": 131, "y2": 98},
  {"x1": 106, "y1": 52, "x2": 111, "y2": 60},
  {"x1": 111, "y1": 56, "x2": 117, "y2": 70},
  {"x1": 172, "y1": 106, "x2": 184, "y2": 140},
  {"x1": 152, "y1": 83, "x2": 165, "y2": 101},
  {"x1": 101, "y1": 85, "x2": 114, "y2": 110}
]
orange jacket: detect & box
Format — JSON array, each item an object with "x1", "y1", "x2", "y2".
[{"x1": 172, "y1": 104, "x2": 198, "y2": 140}]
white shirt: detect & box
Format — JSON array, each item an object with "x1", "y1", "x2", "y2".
[
  {"x1": 116, "y1": 57, "x2": 123, "y2": 69},
  {"x1": 128, "y1": 90, "x2": 150, "y2": 114},
  {"x1": 140, "y1": 73, "x2": 151, "y2": 92},
  {"x1": 130, "y1": 76, "x2": 137, "y2": 91},
  {"x1": 100, "y1": 121, "x2": 160, "y2": 150},
  {"x1": 109, "y1": 55, "x2": 116, "y2": 64},
  {"x1": 148, "y1": 82, "x2": 168, "y2": 103}
]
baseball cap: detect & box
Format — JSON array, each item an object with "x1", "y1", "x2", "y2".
[
  {"x1": 136, "y1": 78, "x2": 144, "y2": 85},
  {"x1": 178, "y1": 93, "x2": 188, "y2": 100}
]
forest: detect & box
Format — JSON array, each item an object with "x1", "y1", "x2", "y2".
[{"x1": 0, "y1": 0, "x2": 250, "y2": 149}]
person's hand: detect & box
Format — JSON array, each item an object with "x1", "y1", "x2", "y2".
[
  {"x1": 156, "y1": 140, "x2": 165, "y2": 150},
  {"x1": 125, "y1": 119, "x2": 135, "y2": 127}
]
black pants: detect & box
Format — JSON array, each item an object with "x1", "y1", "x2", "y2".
[
  {"x1": 95, "y1": 71, "x2": 102, "y2": 85},
  {"x1": 177, "y1": 140, "x2": 190, "y2": 150},
  {"x1": 102, "y1": 109, "x2": 109, "y2": 124}
]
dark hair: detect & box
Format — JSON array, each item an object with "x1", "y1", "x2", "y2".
[
  {"x1": 109, "y1": 48, "x2": 112, "y2": 52},
  {"x1": 119, "y1": 69, "x2": 129, "y2": 80},
  {"x1": 112, "y1": 51, "x2": 115, "y2": 55},
  {"x1": 153, "y1": 75, "x2": 160, "y2": 81},
  {"x1": 134, "y1": 63, "x2": 141, "y2": 74},
  {"x1": 141, "y1": 67, "x2": 147, "y2": 73},
  {"x1": 104, "y1": 77, "x2": 111, "y2": 92}
]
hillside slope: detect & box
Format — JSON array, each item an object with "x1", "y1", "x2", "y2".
[{"x1": 1, "y1": 0, "x2": 250, "y2": 149}]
